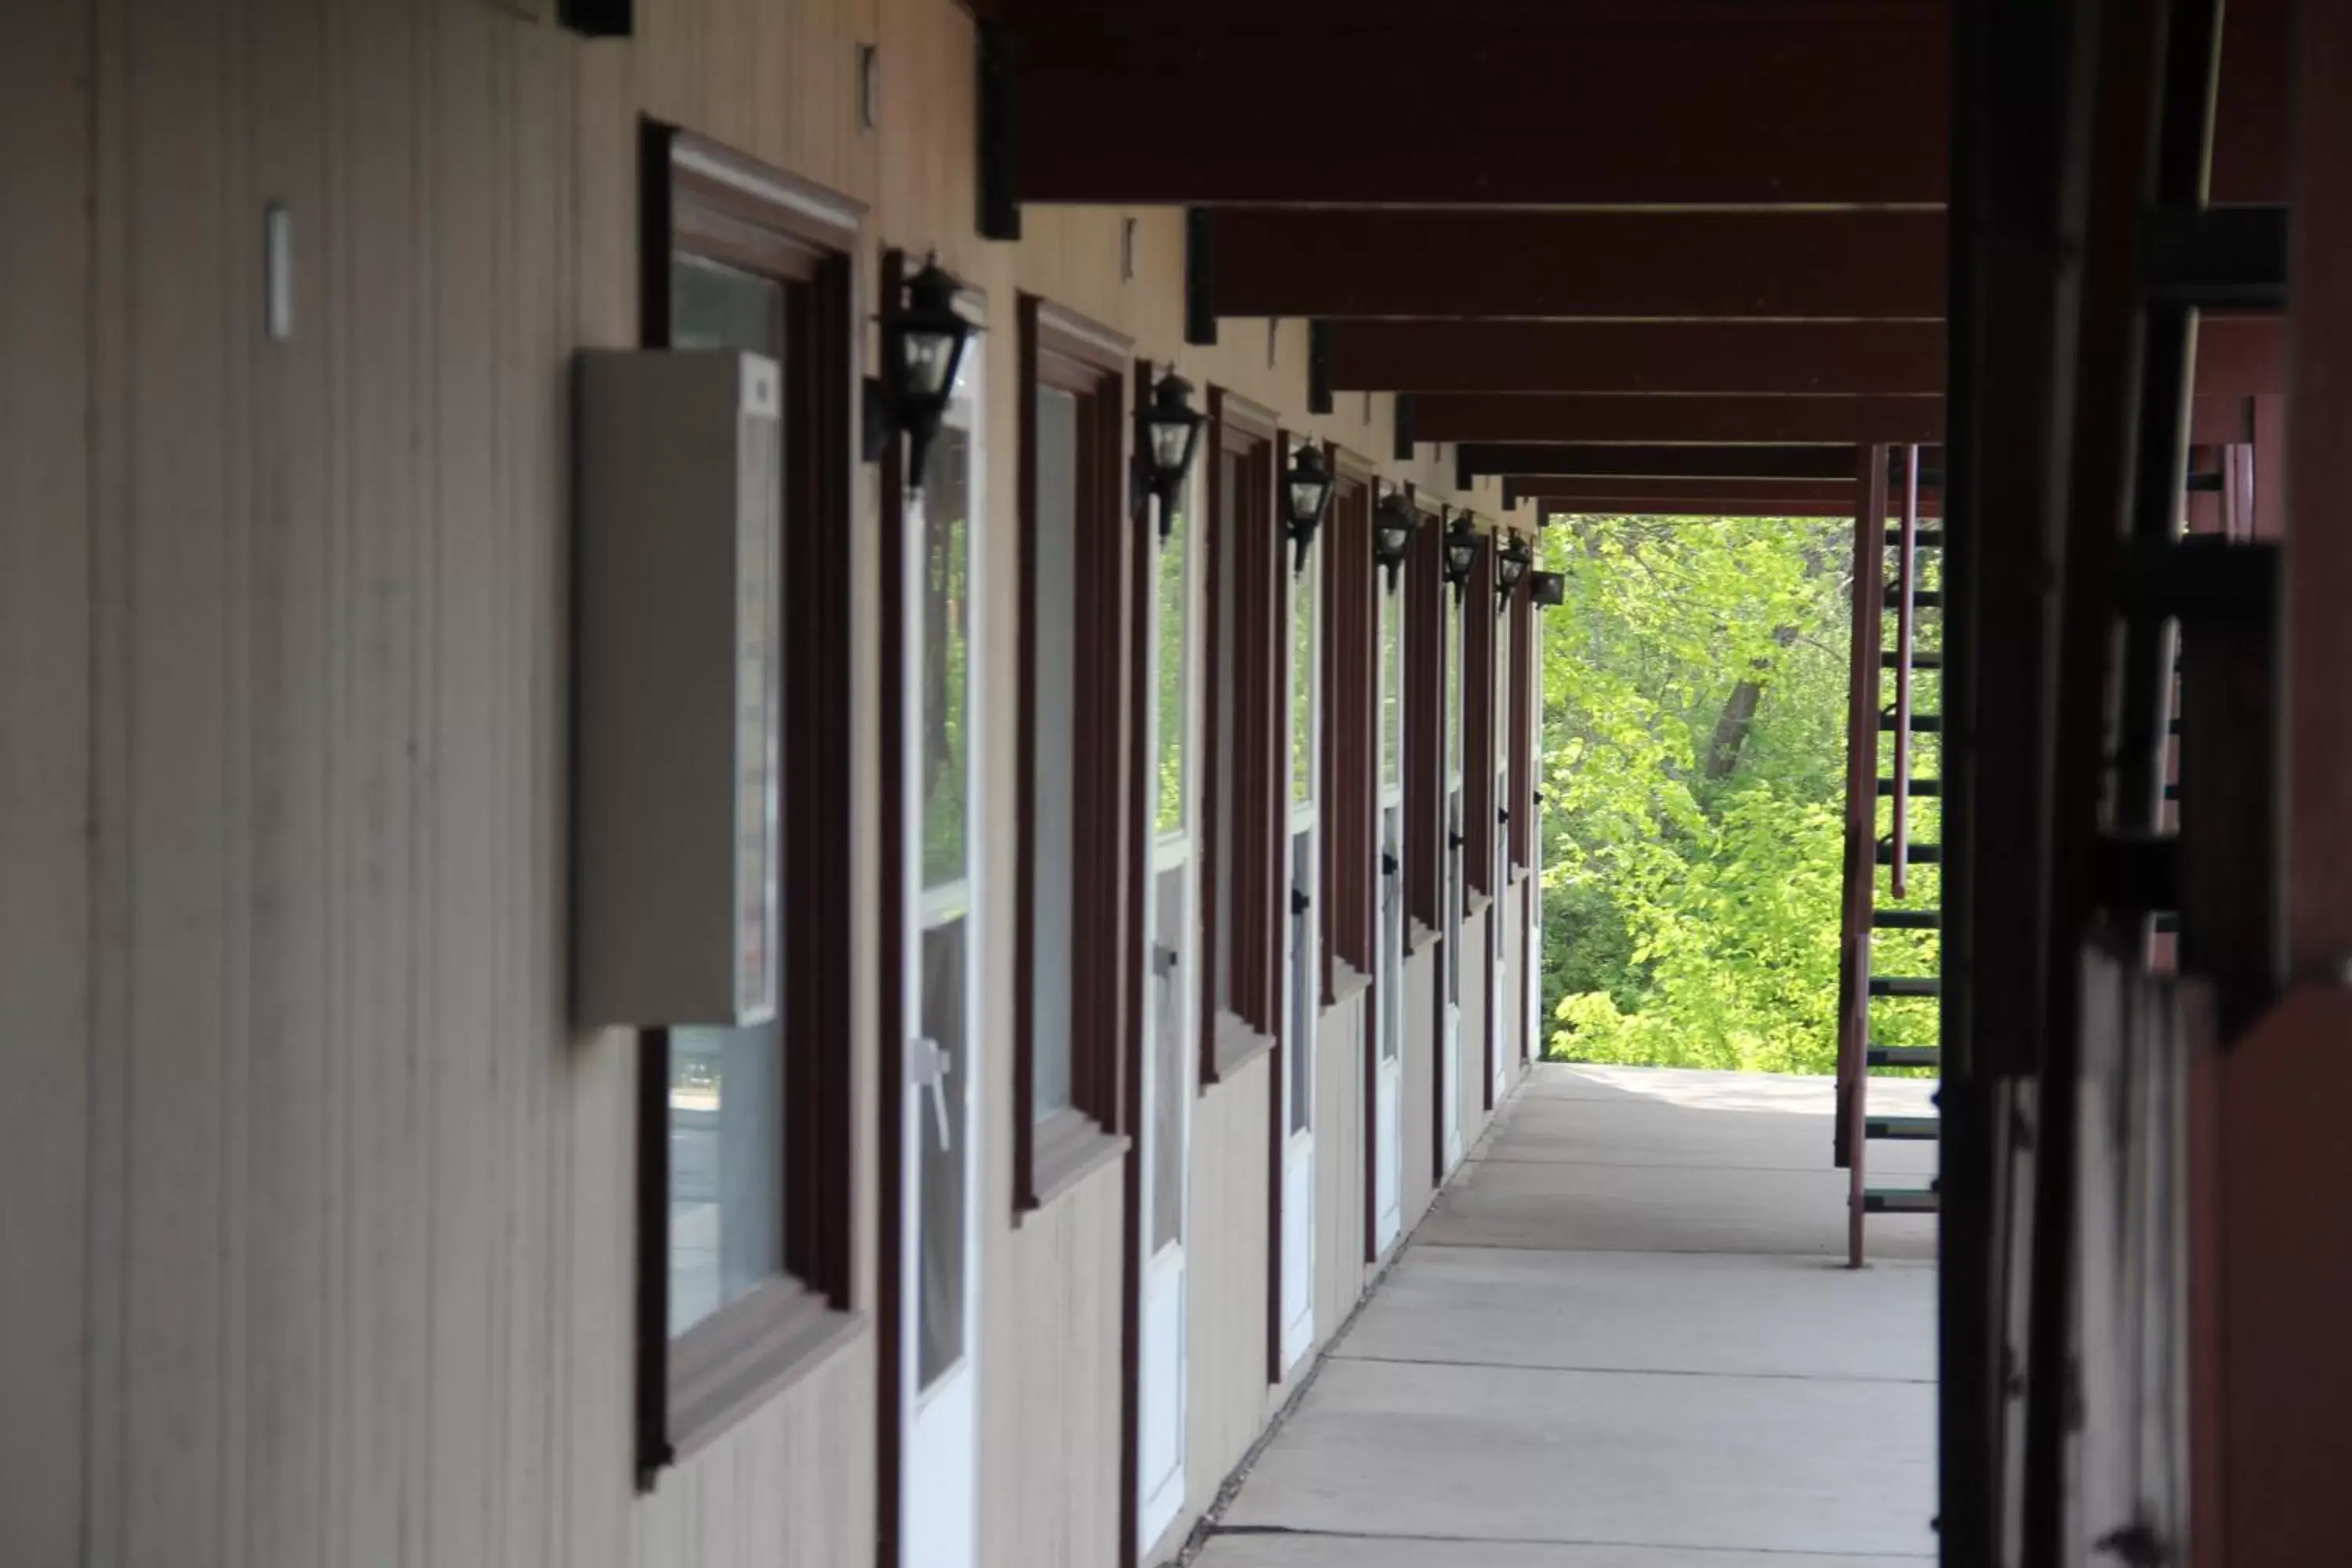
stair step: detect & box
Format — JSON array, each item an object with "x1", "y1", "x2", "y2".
[
  {"x1": 1876, "y1": 840, "x2": 1943, "y2": 865},
  {"x1": 1869, "y1": 976, "x2": 1942, "y2": 999},
  {"x1": 1878, "y1": 710, "x2": 1943, "y2": 733},
  {"x1": 1866, "y1": 1114, "x2": 1940, "y2": 1142},
  {"x1": 1879, "y1": 649, "x2": 1944, "y2": 670},
  {"x1": 1872, "y1": 907, "x2": 1941, "y2": 930},
  {"x1": 1864, "y1": 1185, "x2": 1941, "y2": 1214},
  {"x1": 1868, "y1": 1044, "x2": 1943, "y2": 1069},
  {"x1": 1876, "y1": 775, "x2": 1941, "y2": 797}
]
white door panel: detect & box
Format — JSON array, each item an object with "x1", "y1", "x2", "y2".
[{"x1": 899, "y1": 342, "x2": 983, "y2": 1568}]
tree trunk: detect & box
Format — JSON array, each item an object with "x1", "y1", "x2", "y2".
[
  {"x1": 1705, "y1": 679, "x2": 1766, "y2": 779},
  {"x1": 1704, "y1": 625, "x2": 1801, "y2": 779}
]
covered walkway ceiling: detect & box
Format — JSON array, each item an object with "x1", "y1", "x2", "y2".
[{"x1": 978, "y1": 0, "x2": 2292, "y2": 514}]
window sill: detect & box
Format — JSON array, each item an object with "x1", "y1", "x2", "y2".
[
  {"x1": 1325, "y1": 960, "x2": 1374, "y2": 1009},
  {"x1": 1022, "y1": 1107, "x2": 1130, "y2": 1219},
  {"x1": 1201, "y1": 1010, "x2": 1275, "y2": 1090},
  {"x1": 657, "y1": 1279, "x2": 866, "y2": 1484}
]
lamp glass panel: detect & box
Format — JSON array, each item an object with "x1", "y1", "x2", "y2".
[
  {"x1": 903, "y1": 326, "x2": 960, "y2": 398},
  {"x1": 1151, "y1": 420, "x2": 1194, "y2": 472}
]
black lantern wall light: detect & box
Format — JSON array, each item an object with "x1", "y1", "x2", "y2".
[
  {"x1": 1134, "y1": 372, "x2": 1206, "y2": 541},
  {"x1": 863, "y1": 254, "x2": 975, "y2": 492},
  {"x1": 1441, "y1": 511, "x2": 1481, "y2": 599},
  {"x1": 1496, "y1": 532, "x2": 1532, "y2": 610},
  {"x1": 1282, "y1": 441, "x2": 1335, "y2": 573},
  {"x1": 1371, "y1": 492, "x2": 1416, "y2": 590}
]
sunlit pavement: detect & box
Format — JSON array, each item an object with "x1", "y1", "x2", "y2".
[{"x1": 1191, "y1": 1063, "x2": 1939, "y2": 1566}]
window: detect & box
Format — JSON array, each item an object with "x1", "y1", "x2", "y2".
[
  {"x1": 633, "y1": 126, "x2": 862, "y2": 1485},
  {"x1": 1014, "y1": 295, "x2": 1134, "y2": 1210},
  {"x1": 1156, "y1": 445, "x2": 1193, "y2": 840},
  {"x1": 1466, "y1": 532, "x2": 1499, "y2": 896},
  {"x1": 1403, "y1": 502, "x2": 1448, "y2": 940},
  {"x1": 1319, "y1": 466, "x2": 1379, "y2": 996},
  {"x1": 1508, "y1": 571, "x2": 1537, "y2": 870},
  {"x1": 1199, "y1": 390, "x2": 1283, "y2": 1085}
]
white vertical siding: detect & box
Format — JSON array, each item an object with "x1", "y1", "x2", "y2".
[{"x1": 0, "y1": 3, "x2": 1521, "y2": 1566}]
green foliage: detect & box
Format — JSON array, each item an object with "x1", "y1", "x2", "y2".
[{"x1": 1537, "y1": 513, "x2": 1881, "y2": 1074}]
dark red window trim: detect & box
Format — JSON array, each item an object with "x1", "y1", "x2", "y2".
[
  {"x1": 1198, "y1": 388, "x2": 1283, "y2": 1087},
  {"x1": 1403, "y1": 492, "x2": 1447, "y2": 942},
  {"x1": 632, "y1": 122, "x2": 864, "y2": 1490},
  {"x1": 1508, "y1": 556, "x2": 1537, "y2": 873},
  {"x1": 1012, "y1": 293, "x2": 1137, "y2": 1214},
  {"x1": 1320, "y1": 462, "x2": 1379, "y2": 998},
  {"x1": 1466, "y1": 532, "x2": 1500, "y2": 896}
]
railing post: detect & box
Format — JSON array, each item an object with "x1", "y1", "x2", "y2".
[{"x1": 1835, "y1": 445, "x2": 1889, "y2": 1217}]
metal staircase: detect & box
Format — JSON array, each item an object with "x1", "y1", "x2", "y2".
[{"x1": 1835, "y1": 443, "x2": 1943, "y2": 1264}]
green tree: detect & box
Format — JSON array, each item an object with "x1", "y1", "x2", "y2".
[{"x1": 1537, "y1": 512, "x2": 1904, "y2": 1074}]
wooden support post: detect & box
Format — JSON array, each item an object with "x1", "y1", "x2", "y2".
[
  {"x1": 2287, "y1": 0, "x2": 2352, "y2": 970},
  {"x1": 1834, "y1": 445, "x2": 1888, "y2": 1217}
]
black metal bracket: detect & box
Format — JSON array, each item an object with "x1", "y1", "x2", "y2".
[
  {"x1": 1392, "y1": 393, "x2": 1416, "y2": 462},
  {"x1": 977, "y1": 23, "x2": 1021, "y2": 241},
  {"x1": 1307, "y1": 320, "x2": 1333, "y2": 415},
  {"x1": 559, "y1": 0, "x2": 631, "y2": 35},
  {"x1": 2089, "y1": 833, "x2": 2180, "y2": 914},
  {"x1": 2142, "y1": 204, "x2": 2288, "y2": 311},
  {"x1": 1184, "y1": 208, "x2": 1218, "y2": 346}
]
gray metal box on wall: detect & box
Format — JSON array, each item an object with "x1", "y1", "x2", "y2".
[{"x1": 573, "y1": 350, "x2": 781, "y2": 1028}]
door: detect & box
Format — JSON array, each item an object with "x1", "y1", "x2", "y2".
[
  {"x1": 1491, "y1": 598, "x2": 1512, "y2": 1104},
  {"x1": 1278, "y1": 526, "x2": 1320, "y2": 1374},
  {"x1": 1442, "y1": 590, "x2": 1465, "y2": 1174},
  {"x1": 898, "y1": 336, "x2": 982, "y2": 1568},
  {"x1": 1136, "y1": 452, "x2": 1200, "y2": 1552},
  {"x1": 1373, "y1": 575, "x2": 1406, "y2": 1255}
]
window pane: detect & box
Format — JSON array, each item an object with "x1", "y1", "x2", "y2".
[
  {"x1": 1150, "y1": 864, "x2": 1187, "y2": 1252},
  {"x1": 920, "y1": 425, "x2": 972, "y2": 890},
  {"x1": 918, "y1": 919, "x2": 970, "y2": 1387},
  {"x1": 1497, "y1": 599, "x2": 1512, "y2": 781},
  {"x1": 1380, "y1": 586, "x2": 1402, "y2": 793},
  {"x1": 1381, "y1": 804, "x2": 1404, "y2": 1065},
  {"x1": 1291, "y1": 551, "x2": 1316, "y2": 806},
  {"x1": 1446, "y1": 597, "x2": 1462, "y2": 784},
  {"x1": 1288, "y1": 830, "x2": 1313, "y2": 1134},
  {"x1": 1032, "y1": 385, "x2": 1079, "y2": 1120},
  {"x1": 1156, "y1": 497, "x2": 1191, "y2": 837},
  {"x1": 668, "y1": 1025, "x2": 782, "y2": 1338},
  {"x1": 1212, "y1": 450, "x2": 1242, "y2": 1015},
  {"x1": 671, "y1": 253, "x2": 782, "y2": 354}
]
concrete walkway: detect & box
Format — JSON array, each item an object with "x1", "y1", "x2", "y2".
[{"x1": 1194, "y1": 1064, "x2": 1940, "y2": 1566}]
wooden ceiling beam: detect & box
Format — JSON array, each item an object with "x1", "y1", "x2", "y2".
[
  {"x1": 1210, "y1": 209, "x2": 1947, "y2": 320},
  {"x1": 1512, "y1": 477, "x2": 1848, "y2": 503},
  {"x1": 1335, "y1": 321, "x2": 1945, "y2": 395},
  {"x1": 1535, "y1": 496, "x2": 1933, "y2": 518},
  {"x1": 1414, "y1": 394, "x2": 1944, "y2": 445},
  {"x1": 1335, "y1": 318, "x2": 2282, "y2": 396},
  {"x1": 998, "y1": 2, "x2": 2285, "y2": 208},
  {"x1": 1465, "y1": 444, "x2": 1854, "y2": 481},
  {"x1": 1419, "y1": 394, "x2": 2258, "y2": 445}
]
